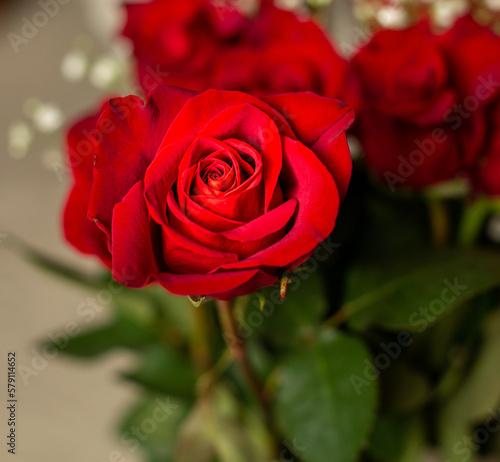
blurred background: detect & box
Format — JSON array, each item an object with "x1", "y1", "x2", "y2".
[{"x1": 0, "y1": 1, "x2": 142, "y2": 461}]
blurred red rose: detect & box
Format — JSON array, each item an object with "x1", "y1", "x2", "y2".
[
  {"x1": 63, "y1": 87, "x2": 353, "y2": 300},
  {"x1": 443, "y1": 15, "x2": 500, "y2": 196},
  {"x1": 444, "y1": 14, "x2": 500, "y2": 105},
  {"x1": 349, "y1": 23, "x2": 473, "y2": 191},
  {"x1": 122, "y1": 0, "x2": 346, "y2": 97},
  {"x1": 473, "y1": 99, "x2": 500, "y2": 196}
]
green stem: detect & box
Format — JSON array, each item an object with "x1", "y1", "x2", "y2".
[
  {"x1": 457, "y1": 198, "x2": 491, "y2": 247},
  {"x1": 215, "y1": 299, "x2": 281, "y2": 458},
  {"x1": 427, "y1": 199, "x2": 450, "y2": 247},
  {"x1": 190, "y1": 302, "x2": 212, "y2": 373}
]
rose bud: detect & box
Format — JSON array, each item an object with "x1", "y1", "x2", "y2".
[{"x1": 63, "y1": 87, "x2": 353, "y2": 300}]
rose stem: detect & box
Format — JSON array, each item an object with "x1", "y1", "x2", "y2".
[
  {"x1": 190, "y1": 302, "x2": 212, "y2": 373},
  {"x1": 427, "y1": 199, "x2": 450, "y2": 247},
  {"x1": 215, "y1": 299, "x2": 281, "y2": 457}
]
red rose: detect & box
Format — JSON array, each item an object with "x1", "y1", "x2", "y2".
[
  {"x1": 63, "y1": 87, "x2": 353, "y2": 300},
  {"x1": 209, "y1": 3, "x2": 346, "y2": 97},
  {"x1": 122, "y1": 0, "x2": 346, "y2": 97},
  {"x1": 442, "y1": 16, "x2": 500, "y2": 196},
  {"x1": 443, "y1": 15, "x2": 500, "y2": 105},
  {"x1": 474, "y1": 100, "x2": 500, "y2": 196},
  {"x1": 63, "y1": 108, "x2": 111, "y2": 268},
  {"x1": 349, "y1": 23, "x2": 473, "y2": 190}
]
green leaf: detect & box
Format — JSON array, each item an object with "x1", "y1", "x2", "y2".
[
  {"x1": 118, "y1": 394, "x2": 189, "y2": 462},
  {"x1": 140, "y1": 286, "x2": 193, "y2": 339},
  {"x1": 344, "y1": 249, "x2": 500, "y2": 331},
  {"x1": 123, "y1": 344, "x2": 198, "y2": 400},
  {"x1": 276, "y1": 329, "x2": 377, "y2": 462},
  {"x1": 44, "y1": 315, "x2": 159, "y2": 357},
  {"x1": 438, "y1": 309, "x2": 500, "y2": 462},
  {"x1": 246, "y1": 271, "x2": 327, "y2": 348},
  {"x1": 5, "y1": 233, "x2": 107, "y2": 289},
  {"x1": 367, "y1": 415, "x2": 425, "y2": 462}
]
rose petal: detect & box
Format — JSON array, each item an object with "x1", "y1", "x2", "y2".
[
  {"x1": 160, "y1": 89, "x2": 294, "y2": 148},
  {"x1": 161, "y1": 223, "x2": 239, "y2": 274},
  {"x1": 63, "y1": 111, "x2": 111, "y2": 266},
  {"x1": 155, "y1": 269, "x2": 277, "y2": 300},
  {"x1": 111, "y1": 181, "x2": 160, "y2": 288},
  {"x1": 144, "y1": 135, "x2": 195, "y2": 225},
  {"x1": 262, "y1": 93, "x2": 354, "y2": 199},
  {"x1": 89, "y1": 86, "x2": 197, "y2": 237},
  {"x1": 167, "y1": 191, "x2": 297, "y2": 259}
]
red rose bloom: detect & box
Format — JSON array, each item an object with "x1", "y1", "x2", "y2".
[
  {"x1": 63, "y1": 87, "x2": 353, "y2": 300},
  {"x1": 442, "y1": 15, "x2": 500, "y2": 196},
  {"x1": 443, "y1": 15, "x2": 500, "y2": 105},
  {"x1": 349, "y1": 23, "x2": 471, "y2": 190},
  {"x1": 122, "y1": 0, "x2": 346, "y2": 97}
]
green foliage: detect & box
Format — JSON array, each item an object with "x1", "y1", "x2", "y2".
[
  {"x1": 438, "y1": 309, "x2": 500, "y2": 462},
  {"x1": 118, "y1": 394, "x2": 190, "y2": 462},
  {"x1": 244, "y1": 270, "x2": 327, "y2": 350},
  {"x1": 344, "y1": 248, "x2": 500, "y2": 331},
  {"x1": 367, "y1": 415, "x2": 425, "y2": 462},
  {"x1": 175, "y1": 385, "x2": 271, "y2": 462},
  {"x1": 275, "y1": 329, "x2": 377, "y2": 462},
  {"x1": 43, "y1": 315, "x2": 159, "y2": 357},
  {"x1": 122, "y1": 344, "x2": 198, "y2": 400}
]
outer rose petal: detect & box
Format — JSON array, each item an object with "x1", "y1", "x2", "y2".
[
  {"x1": 111, "y1": 181, "x2": 160, "y2": 288},
  {"x1": 89, "y1": 86, "x2": 197, "y2": 236},
  {"x1": 160, "y1": 89, "x2": 295, "y2": 147},
  {"x1": 262, "y1": 93, "x2": 354, "y2": 199},
  {"x1": 62, "y1": 112, "x2": 111, "y2": 267},
  {"x1": 155, "y1": 269, "x2": 278, "y2": 301}
]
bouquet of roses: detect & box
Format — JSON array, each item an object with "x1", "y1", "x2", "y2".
[{"x1": 23, "y1": 0, "x2": 500, "y2": 461}]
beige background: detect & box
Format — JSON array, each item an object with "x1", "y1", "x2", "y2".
[{"x1": 0, "y1": 1, "x2": 142, "y2": 461}]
